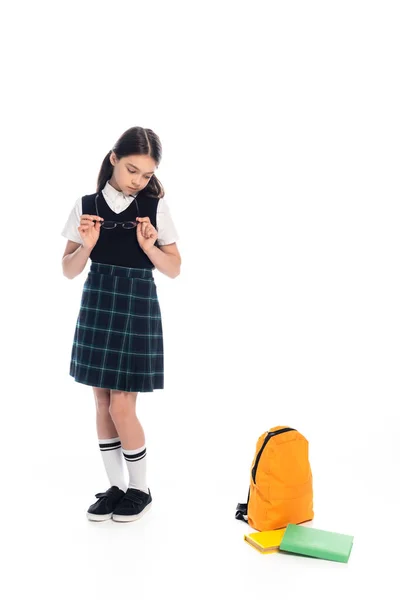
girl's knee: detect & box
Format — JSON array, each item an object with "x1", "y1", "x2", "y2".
[
  {"x1": 93, "y1": 387, "x2": 111, "y2": 412},
  {"x1": 109, "y1": 390, "x2": 137, "y2": 420}
]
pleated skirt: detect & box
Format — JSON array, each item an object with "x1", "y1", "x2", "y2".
[{"x1": 69, "y1": 261, "x2": 164, "y2": 392}]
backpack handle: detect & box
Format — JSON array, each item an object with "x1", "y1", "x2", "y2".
[
  {"x1": 235, "y1": 502, "x2": 248, "y2": 522},
  {"x1": 235, "y1": 488, "x2": 250, "y2": 522}
]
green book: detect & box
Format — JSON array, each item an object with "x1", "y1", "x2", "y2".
[{"x1": 279, "y1": 523, "x2": 354, "y2": 563}]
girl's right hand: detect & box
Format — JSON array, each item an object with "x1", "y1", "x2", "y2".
[{"x1": 78, "y1": 215, "x2": 104, "y2": 250}]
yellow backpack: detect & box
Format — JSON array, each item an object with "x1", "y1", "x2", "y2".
[{"x1": 235, "y1": 426, "x2": 314, "y2": 531}]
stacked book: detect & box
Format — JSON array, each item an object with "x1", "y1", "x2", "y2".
[{"x1": 244, "y1": 524, "x2": 354, "y2": 563}]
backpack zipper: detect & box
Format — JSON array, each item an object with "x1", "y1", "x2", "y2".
[{"x1": 251, "y1": 427, "x2": 295, "y2": 484}]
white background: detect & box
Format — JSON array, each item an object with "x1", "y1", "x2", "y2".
[{"x1": 1, "y1": 0, "x2": 399, "y2": 598}]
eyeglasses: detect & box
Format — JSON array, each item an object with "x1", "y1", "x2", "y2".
[{"x1": 94, "y1": 193, "x2": 140, "y2": 229}]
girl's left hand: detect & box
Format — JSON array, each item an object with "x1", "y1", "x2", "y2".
[{"x1": 136, "y1": 217, "x2": 158, "y2": 252}]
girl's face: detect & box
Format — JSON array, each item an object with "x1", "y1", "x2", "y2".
[{"x1": 109, "y1": 153, "x2": 157, "y2": 195}]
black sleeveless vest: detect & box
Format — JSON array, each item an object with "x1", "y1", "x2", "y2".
[{"x1": 82, "y1": 190, "x2": 160, "y2": 269}]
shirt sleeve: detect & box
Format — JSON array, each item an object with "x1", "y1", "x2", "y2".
[
  {"x1": 61, "y1": 197, "x2": 84, "y2": 245},
  {"x1": 156, "y1": 197, "x2": 179, "y2": 246}
]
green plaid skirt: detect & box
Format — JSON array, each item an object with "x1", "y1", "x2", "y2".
[{"x1": 70, "y1": 262, "x2": 164, "y2": 392}]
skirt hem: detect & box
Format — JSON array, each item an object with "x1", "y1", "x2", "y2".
[{"x1": 70, "y1": 373, "x2": 163, "y2": 393}]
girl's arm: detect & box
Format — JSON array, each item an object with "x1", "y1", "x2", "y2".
[
  {"x1": 62, "y1": 213, "x2": 103, "y2": 279},
  {"x1": 136, "y1": 217, "x2": 181, "y2": 278},
  {"x1": 62, "y1": 241, "x2": 92, "y2": 279},
  {"x1": 145, "y1": 243, "x2": 181, "y2": 279}
]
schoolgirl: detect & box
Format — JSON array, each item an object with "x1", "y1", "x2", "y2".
[{"x1": 61, "y1": 126, "x2": 181, "y2": 522}]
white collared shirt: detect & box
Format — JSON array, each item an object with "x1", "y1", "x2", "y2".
[{"x1": 61, "y1": 181, "x2": 179, "y2": 246}]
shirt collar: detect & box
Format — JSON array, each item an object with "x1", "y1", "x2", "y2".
[{"x1": 102, "y1": 181, "x2": 137, "y2": 206}]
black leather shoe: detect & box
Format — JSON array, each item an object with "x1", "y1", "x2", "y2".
[
  {"x1": 87, "y1": 486, "x2": 126, "y2": 521},
  {"x1": 112, "y1": 488, "x2": 152, "y2": 522}
]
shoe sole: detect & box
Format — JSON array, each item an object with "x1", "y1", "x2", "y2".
[
  {"x1": 112, "y1": 502, "x2": 152, "y2": 523},
  {"x1": 86, "y1": 512, "x2": 113, "y2": 522}
]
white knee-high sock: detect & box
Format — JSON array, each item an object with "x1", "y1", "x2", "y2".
[
  {"x1": 122, "y1": 444, "x2": 148, "y2": 493},
  {"x1": 99, "y1": 437, "x2": 127, "y2": 492}
]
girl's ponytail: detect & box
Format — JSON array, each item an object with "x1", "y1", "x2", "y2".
[
  {"x1": 97, "y1": 150, "x2": 113, "y2": 193},
  {"x1": 145, "y1": 174, "x2": 164, "y2": 198}
]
